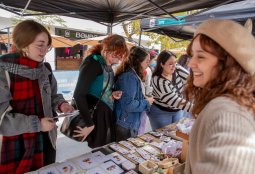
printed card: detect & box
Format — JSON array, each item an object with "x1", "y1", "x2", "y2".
[
  {"x1": 119, "y1": 141, "x2": 137, "y2": 151},
  {"x1": 100, "y1": 161, "x2": 124, "y2": 174},
  {"x1": 106, "y1": 152, "x2": 127, "y2": 164},
  {"x1": 109, "y1": 143, "x2": 129, "y2": 155},
  {"x1": 86, "y1": 167, "x2": 105, "y2": 174},
  {"x1": 90, "y1": 151, "x2": 107, "y2": 163},
  {"x1": 142, "y1": 145, "x2": 160, "y2": 155},
  {"x1": 56, "y1": 161, "x2": 79, "y2": 174},
  {"x1": 74, "y1": 154, "x2": 99, "y2": 170},
  {"x1": 39, "y1": 166, "x2": 60, "y2": 174},
  {"x1": 125, "y1": 170, "x2": 138, "y2": 174}
]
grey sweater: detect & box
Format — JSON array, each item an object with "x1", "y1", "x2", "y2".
[
  {"x1": 0, "y1": 61, "x2": 66, "y2": 148},
  {"x1": 185, "y1": 96, "x2": 255, "y2": 174}
]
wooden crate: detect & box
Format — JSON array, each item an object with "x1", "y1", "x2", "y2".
[
  {"x1": 176, "y1": 131, "x2": 189, "y2": 141},
  {"x1": 56, "y1": 58, "x2": 82, "y2": 70},
  {"x1": 166, "y1": 162, "x2": 185, "y2": 174},
  {"x1": 176, "y1": 131, "x2": 189, "y2": 163}
]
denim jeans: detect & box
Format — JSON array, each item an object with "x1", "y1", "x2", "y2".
[
  {"x1": 179, "y1": 110, "x2": 193, "y2": 118},
  {"x1": 148, "y1": 104, "x2": 183, "y2": 130}
]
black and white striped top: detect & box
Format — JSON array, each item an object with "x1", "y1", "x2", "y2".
[{"x1": 152, "y1": 64, "x2": 193, "y2": 112}]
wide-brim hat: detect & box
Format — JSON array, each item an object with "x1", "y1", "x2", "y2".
[{"x1": 194, "y1": 19, "x2": 255, "y2": 75}]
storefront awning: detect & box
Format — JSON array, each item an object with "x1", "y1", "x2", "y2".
[
  {"x1": 0, "y1": 34, "x2": 77, "y2": 48},
  {"x1": 75, "y1": 35, "x2": 135, "y2": 48}
]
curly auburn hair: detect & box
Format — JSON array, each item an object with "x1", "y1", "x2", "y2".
[
  {"x1": 185, "y1": 34, "x2": 255, "y2": 116},
  {"x1": 115, "y1": 46, "x2": 149, "y2": 81},
  {"x1": 88, "y1": 34, "x2": 129, "y2": 61}
]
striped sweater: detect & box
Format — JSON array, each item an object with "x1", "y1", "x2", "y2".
[{"x1": 152, "y1": 64, "x2": 192, "y2": 112}]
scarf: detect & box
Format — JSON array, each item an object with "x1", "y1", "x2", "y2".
[{"x1": 0, "y1": 54, "x2": 44, "y2": 174}]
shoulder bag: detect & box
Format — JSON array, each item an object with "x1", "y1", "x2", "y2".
[{"x1": 60, "y1": 69, "x2": 110, "y2": 142}]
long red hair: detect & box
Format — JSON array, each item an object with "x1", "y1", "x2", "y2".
[{"x1": 88, "y1": 34, "x2": 129, "y2": 61}]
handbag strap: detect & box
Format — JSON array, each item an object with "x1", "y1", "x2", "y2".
[
  {"x1": 0, "y1": 71, "x2": 12, "y2": 125},
  {"x1": 72, "y1": 65, "x2": 111, "y2": 112},
  {"x1": 5, "y1": 70, "x2": 10, "y2": 88},
  {"x1": 91, "y1": 67, "x2": 111, "y2": 111}
]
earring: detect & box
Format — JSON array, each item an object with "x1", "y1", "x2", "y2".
[{"x1": 23, "y1": 48, "x2": 29, "y2": 57}]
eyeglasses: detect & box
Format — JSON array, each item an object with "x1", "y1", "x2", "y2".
[{"x1": 32, "y1": 44, "x2": 52, "y2": 52}]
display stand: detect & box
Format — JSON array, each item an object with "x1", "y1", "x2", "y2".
[{"x1": 30, "y1": 122, "x2": 192, "y2": 174}]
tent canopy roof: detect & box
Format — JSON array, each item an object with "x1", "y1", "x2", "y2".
[
  {"x1": 0, "y1": 0, "x2": 242, "y2": 25},
  {"x1": 141, "y1": 0, "x2": 254, "y2": 40}
]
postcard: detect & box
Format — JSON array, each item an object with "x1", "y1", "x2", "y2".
[
  {"x1": 86, "y1": 167, "x2": 105, "y2": 174},
  {"x1": 106, "y1": 152, "x2": 127, "y2": 164},
  {"x1": 74, "y1": 151, "x2": 106, "y2": 170},
  {"x1": 100, "y1": 161, "x2": 124, "y2": 174},
  {"x1": 55, "y1": 161, "x2": 79, "y2": 174},
  {"x1": 39, "y1": 166, "x2": 60, "y2": 174}
]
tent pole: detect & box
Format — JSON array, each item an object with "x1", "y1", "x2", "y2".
[
  {"x1": 138, "y1": 28, "x2": 142, "y2": 46},
  {"x1": 7, "y1": 27, "x2": 10, "y2": 49},
  {"x1": 107, "y1": 24, "x2": 112, "y2": 34},
  {"x1": 21, "y1": 0, "x2": 32, "y2": 16}
]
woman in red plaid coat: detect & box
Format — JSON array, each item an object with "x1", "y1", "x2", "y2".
[{"x1": 0, "y1": 20, "x2": 74, "y2": 173}]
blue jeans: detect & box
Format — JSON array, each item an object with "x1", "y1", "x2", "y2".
[
  {"x1": 148, "y1": 104, "x2": 182, "y2": 130},
  {"x1": 179, "y1": 110, "x2": 193, "y2": 118}
]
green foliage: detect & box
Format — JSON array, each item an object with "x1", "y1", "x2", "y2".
[
  {"x1": 11, "y1": 10, "x2": 66, "y2": 31},
  {"x1": 122, "y1": 20, "x2": 140, "y2": 41},
  {"x1": 121, "y1": 12, "x2": 192, "y2": 51}
]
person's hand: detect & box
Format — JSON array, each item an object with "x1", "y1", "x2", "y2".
[
  {"x1": 60, "y1": 102, "x2": 75, "y2": 113},
  {"x1": 73, "y1": 125, "x2": 95, "y2": 142},
  {"x1": 40, "y1": 118, "x2": 56, "y2": 132},
  {"x1": 112, "y1": 91, "x2": 123, "y2": 100},
  {"x1": 146, "y1": 96, "x2": 154, "y2": 105}
]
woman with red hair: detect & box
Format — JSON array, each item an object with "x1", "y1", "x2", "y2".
[{"x1": 73, "y1": 34, "x2": 129, "y2": 148}]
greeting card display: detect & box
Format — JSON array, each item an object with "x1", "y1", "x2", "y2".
[
  {"x1": 109, "y1": 143, "x2": 130, "y2": 155},
  {"x1": 127, "y1": 138, "x2": 145, "y2": 147},
  {"x1": 136, "y1": 148, "x2": 151, "y2": 160},
  {"x1": 39, "y1": 166, "x2": 60, "y2": 174},
  {"x1": 100, "y1": 161, "x2": 124, "y2": 174},
  {"x1": 125, "y1": 170, "x2": 138, "y2": 174},
  {"x1": 106, "y1": 152, "x2": 127, "y2": 164},
  {"x1": 121, "y1": 160, "x2": 136, "y2": 171},
  {"x1": 56, "y1": 161, "x2": 79, "y2": 174},
  {"x1": 142, "y1": 145, "x2": 161, "y2": 156},
  {"x1": 86, "y1": 167, "x2": 105, "y2": 174},
  {"x1": 74, "y1": 151, "x2": 106, "y2": 170},
  {"x1": 119, "y1": 141, "x2": 137, "y2": 151},
  {"x1": 126, "y1": 153, "x2": 145, "y2": 164}
]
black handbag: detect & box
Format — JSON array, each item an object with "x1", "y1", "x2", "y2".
[{"x1": 60, "y1": 70, "x2": 110, "y2": 142}]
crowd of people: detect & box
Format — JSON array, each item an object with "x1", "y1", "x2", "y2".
[{"x1": 0, "y1": 18, "x2": 254, "y2": 174}]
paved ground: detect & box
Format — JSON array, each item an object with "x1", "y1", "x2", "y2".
[{"x1": 55, "y1": 116, "x2": 152, "y2": 162}]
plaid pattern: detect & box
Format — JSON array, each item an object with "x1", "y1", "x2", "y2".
[{"x1": 0, "y1": 54, "x2": 44, "y2": 174}]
